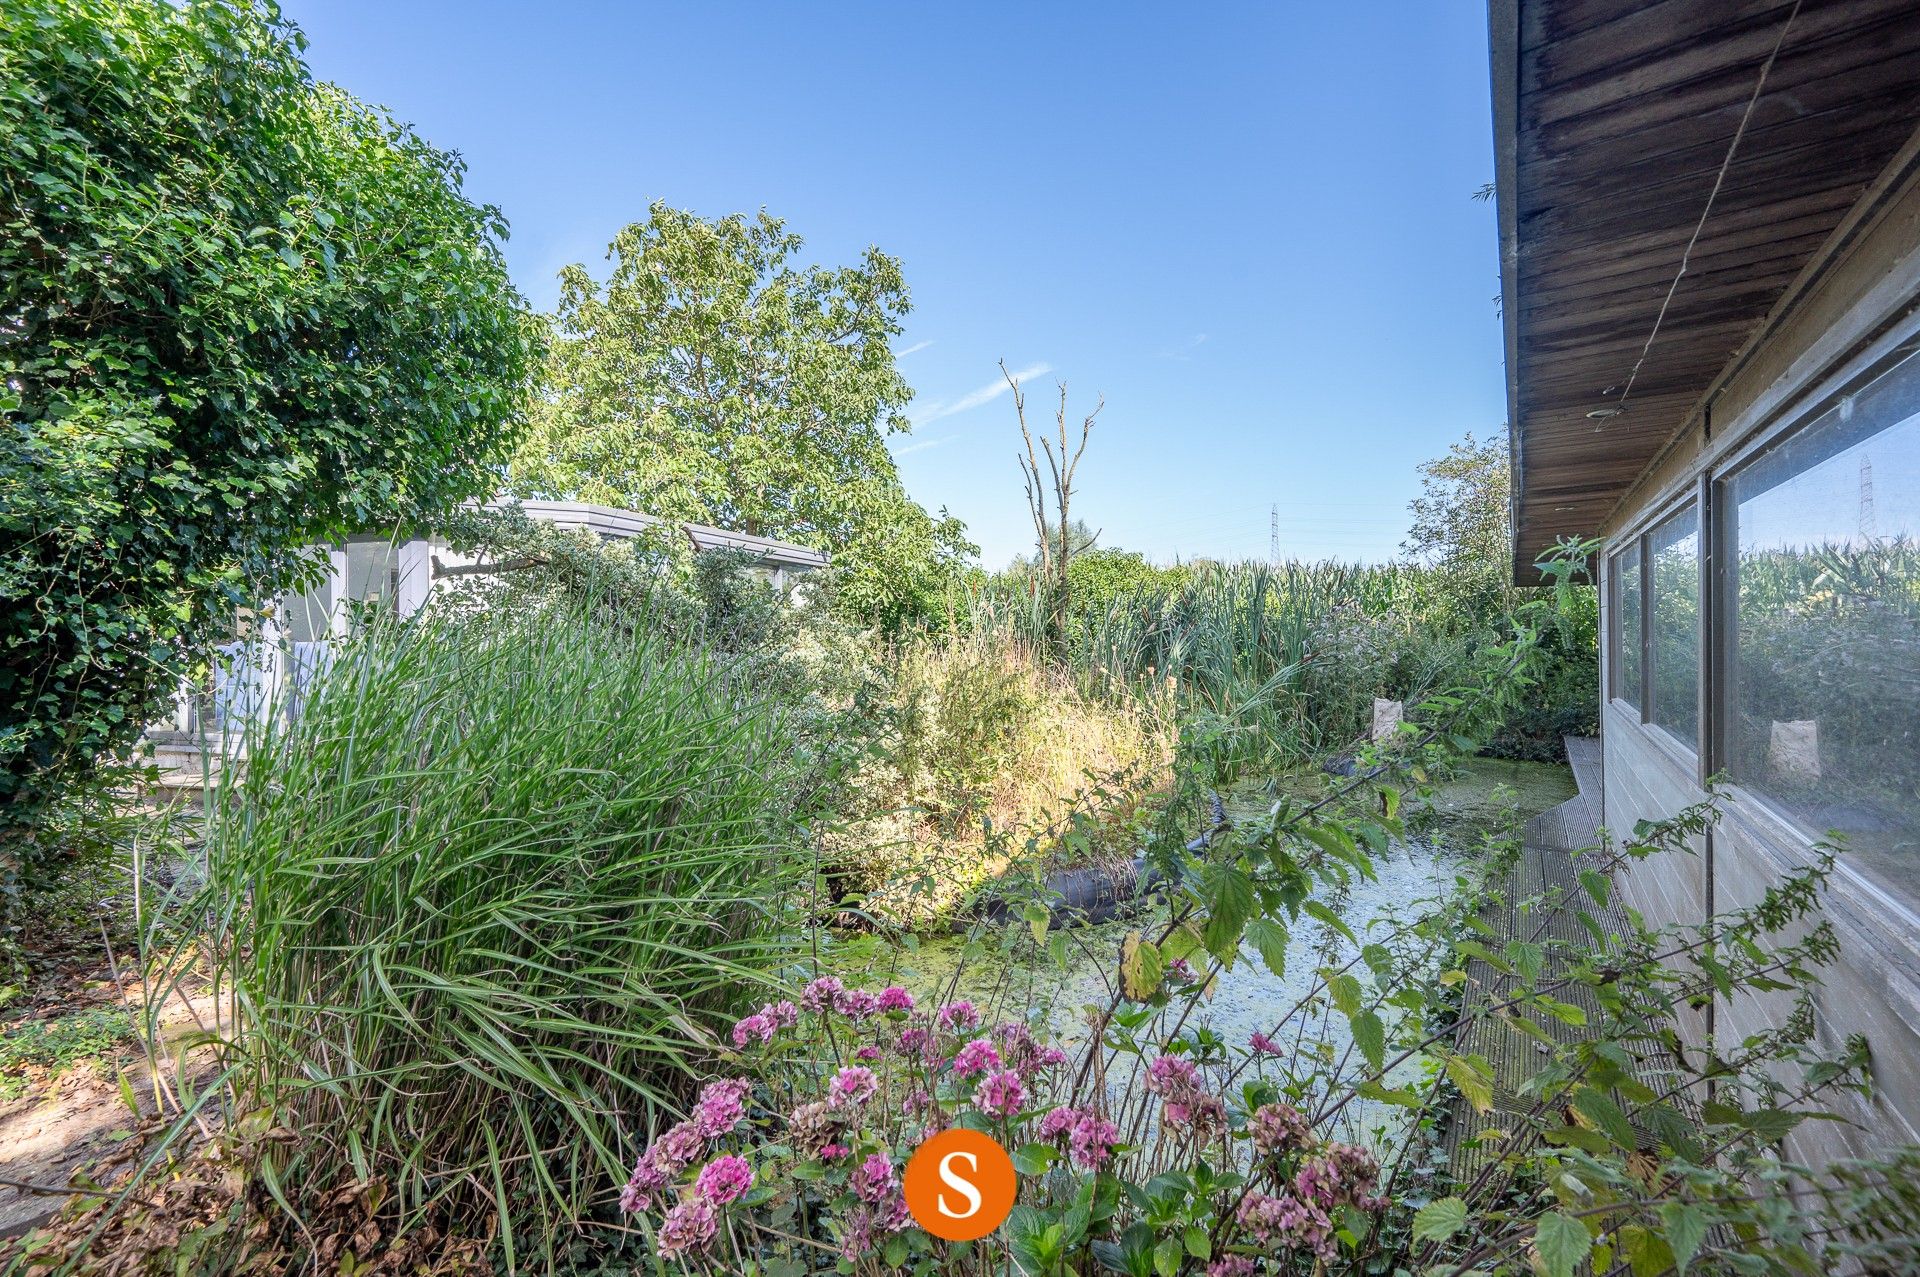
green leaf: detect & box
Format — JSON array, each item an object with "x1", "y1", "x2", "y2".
[
  {"x1": 1571, "y1": 1085, "x2": 1638, "y2": 1152},
  {"x1": 1350, "y1": 1010, "x2": 1386, "y2": 1071},
  {"x1": 1203, "y1": 867, "x2": 1256, "y2": 961},
  {"x1": 1328, "y1": 972, "x2": 1364, "y2": 1017},
  {"x1": 1534, "y1": 1211, "x2": 1592, "y2": 1277},
  {"x1": 1445, "y1": 1053, "x2": 1496, "y2": 1113},
  {"x1": 1012, "y1": 1142, "x2": 1059, "y2": 1176},
  {"x1": 1153, "y1": 1236, "x2": 1182, "y2": 1277},
  {"x1": 1303, "y1": 899, "x2": 1356, "y2": 944},
  {"x1": 1182, "y1": 1225, "x2": 1211, "y2": 1260},
  {"x1": 1120, "y1": 932, "x2": 1164, "y2": 1001},
  {"x1": 1411, "y1": 1196, "x2": 1468, "y2": 1243},
  {"x1": 1244, "y1": 917, "x2": 1289, "y2": 979},
  {"x1": 1658, "y1": 1202, "x2": 1707, "y2": 1275},
  {"x1": 1578, "y1": 868, "x2": 1611, "y2": 906}
]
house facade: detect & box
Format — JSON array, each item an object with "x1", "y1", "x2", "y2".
[{"x1": 1492, "y1": 0, "x2": 1920, "y2": 1164}]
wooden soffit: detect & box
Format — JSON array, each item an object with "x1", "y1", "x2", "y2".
[{"x1": 1491, "y1": 0, "x2": 1920, "y2": 582}]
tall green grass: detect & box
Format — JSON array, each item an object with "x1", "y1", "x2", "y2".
[
  {"x1": 966, "y1": 560, "x2": 1517, "y2": 776},
  {"x1": 163, "y1": 598, "x2": 807, "y2": 1261}
]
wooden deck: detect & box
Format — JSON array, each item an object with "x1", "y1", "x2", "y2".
[{"x1": 1442, "y1": 736, "x2": 1691, "y2": 1186}]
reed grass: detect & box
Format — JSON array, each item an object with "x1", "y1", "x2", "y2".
[{"x1": 160, "y1": 597, "x2": 807, "y2": 1260}]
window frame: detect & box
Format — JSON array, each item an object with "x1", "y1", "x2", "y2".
[{"x1": 1607, "y1": 539, "x2": 1648, "y2": 714}]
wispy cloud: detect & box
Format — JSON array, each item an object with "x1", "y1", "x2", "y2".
[
  {"x1": 1158, "y1": 332, "x2": 1210, "y2": 361},
  {"x1": 894, "y1": 433, "x2": 958, "y2": 457},
  {"x1": 897, "y1": 339, "x2": 934, "y2": 357},
  {"x1": 912, "y1": 361, "x2": 1052, "y2": 426}
]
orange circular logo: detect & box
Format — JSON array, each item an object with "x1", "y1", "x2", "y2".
[{"x1": 902, "y1": 1128, "x2": 1018, "y2": 1241}]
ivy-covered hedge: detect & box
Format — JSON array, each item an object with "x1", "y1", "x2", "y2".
[{"x1": 0, "y1": 0, "x2": 539, "y2": 901}]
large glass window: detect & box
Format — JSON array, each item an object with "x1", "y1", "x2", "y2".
[
  {"x1": 1613, "y1": 546, "x2": 1643, "y2": 709},
  {"x1": 1648, "y1": 504, "x2": 1700, "y2": 747},
  {"x1": 1727, "y1": 344, "x2": 1920, "y2": 892}
]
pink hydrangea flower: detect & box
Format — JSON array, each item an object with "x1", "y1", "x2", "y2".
[
  {"x1": 1295, "y1": 1142, "x2": 1380, "y2": 1210},
  {"x1": 1038, "y1": 1105, "x2": 1078, "y2": 1142},
  {"x1": 934, "y1": 1000, "x2": 980, "y2": 1033},
  {"x1": 877, "y1": 986, "x2": 915, "y2": 1013},
  {"x1": 1208, "y1": 1258, "x2": 1255, "y2": 1277},
  {"x1": 694, "y1": 1153, "x2": 753, "y2": 1205},
  {"x1": 951, "y1": 1038, "x2": 1002, "y2": 1077},
  {"x1": 834, "y1": 987, "x2": 881, "y2": 1021},
  {"x1": 975, "y1": 1068, "x2": 1026, "y2": 1119},
  {"x1": 801, "y1": 976, "x2": 845, "y2": 1013},
  {"x1": 1146, "y1": 1054, "x2": 1202, "y2": 1100},
  {"x1": 1165, "y1": 1092, "x2": 1227, "y2": 1135},
  {"x1": 850, "y1": 1153, "x2": 896, "y2": 1205},
  {"x1": 853, "y1": 1045, "x2": 883, "y2": 1061},
  {"x1": 827, "y1": 1065, "x2": 877, "y2": 1109},
  {"x1": 1068, "y1": 1111, "x2": 1121, "y2": 1170},
  {"x1": 619, "y1": 1158, "x2": 668, "y2": 1213},
  {"x1": 1249, "y1": 1031, "x2": 1283, "y2": 1056},
  {"x1": 649, "y1": 1120, "x2": 706, "y2": 1174},
  {"x1": 1237, "y1": 1190, "x2": 1333, "y2": 1257},
  {"x1": 819, "y1": 1142, "x2": 851, "y2": 1161},
  {"x1": 731, "y1": 1012, "x2": 774, "y2": 1048},
  {"x1": 1251, "y1": 1101, "x2": 1312, "y2": 1155},
  {"x1": 766, "y1": 999, "x2": 798, "y2": 1027},
  {"x1": 656, "y1": 1196, "x2": 717, "y2": 1258},
  {"x1": 692, "y1": 1078, "x2": 751, "y2": 1139},
  {"x1": 1165, "y1": 957, "x2": 1197, "y2": 983},
  {"x1": 1036, "y1": 1046, "x2": 1068, "y2": 1069},
  {"x1": 897, "y1": 1026, "x2": 935, "y2": 1061}
]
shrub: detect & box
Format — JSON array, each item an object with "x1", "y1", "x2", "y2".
[
  {"x1": 154, "y1": 598, "x2": 809, "y2": 1261},
  {"x1": 0, "y1": 0, "x2": 538, "y2": 892}
]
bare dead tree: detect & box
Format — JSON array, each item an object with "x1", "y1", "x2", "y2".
[{"x1": 1004, "y1": 359, "x2": 1102, "y2": 655}]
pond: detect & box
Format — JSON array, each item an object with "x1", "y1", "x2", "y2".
[{"x1": 825, "y1": 757, "x2": 1576, "y2": 1140}]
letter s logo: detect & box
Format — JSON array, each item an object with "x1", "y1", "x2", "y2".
[
  {"x1": 935, "y1": 1150, "x2": 982, "y2": 1219},
  {"x1": 904, "y1": 1130, "x2": 1017, "y2": 1240}
]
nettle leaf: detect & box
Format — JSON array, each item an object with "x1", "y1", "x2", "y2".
[
  {"x1": 1304, "y1": 899, "x2": 1356, "y2": 944},
  {"x1": 1658, "y1": 1201, "x2": 1708, "y2": 1275},
  {"x1": 1578, "y1": 867, "x2": 1611, "y2": 906},
  {"x1": 1533, "y1": 1211, "x2": 1593, "y2": 1277},
  {"x1": 1350, "y1": 1010, "x2": 1386, "y2": 1071},
  {"x1": 1202, "y1": 866, "x2": 1256, "y2": 961},
  {"x1": 1571, "y1": 1085, "x2": 1637, "y2": 1152},
  {"x1": 1120, "y1": 932, "x2": 1164, "y2": 1001},
  {"x1": 1411, "y1": 1196, "x2": 1468, "y2": 1243},
  {"x1": 1244, "y1": 917, "x2": 1290, "y2": 979},
  {"x1": 1445, "y1": 1053, "x2": 1496, "y2": 1113},
  {"x1": 1328, "y1": 972, "x2": 1365, "y2": 1017}
]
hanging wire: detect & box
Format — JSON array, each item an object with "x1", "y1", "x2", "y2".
[{"x1": 1613, "y1": 0, "x2": 1804, "y2": 413}]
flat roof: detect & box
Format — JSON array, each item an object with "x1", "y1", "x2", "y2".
[
  {"x1": 490, "y1": 499, "x2": 830, "y2": 570},
  {"x1": 1492, "y1": 0, "x2": 1920, "y2": 581}
]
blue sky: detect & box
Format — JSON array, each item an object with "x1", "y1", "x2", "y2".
[{"x1": 282, "y1": 2, "x2": 1505, "y2": 568}]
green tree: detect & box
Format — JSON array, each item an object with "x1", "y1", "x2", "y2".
[
  {"x1": 1402, "y1": 430, "x2": 1515, "y2": 619},
  {"x1": 509, "y1": 203, "x2": 972, "y2": 629},
  {"x1": 0, "y1": 0, "x2": 538, "y2": 894}
]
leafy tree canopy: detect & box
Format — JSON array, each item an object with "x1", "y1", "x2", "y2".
[
  {"x1": 1402, "y1": 430, "x2": 1515, "y2": 618},
  {"x1": 508, "y1": 204, "x2": 973, "y2": 629},
  {"x1": 1, "y1": 0, "x2": 539, "y2": 866}
]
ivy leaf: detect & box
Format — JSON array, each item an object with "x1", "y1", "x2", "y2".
[
  {"x1": 1534, "y1": 1211, "x2": 1592, "y2": 1277},
  {"x1": 1411, "y1": 1196, "x2": 1468, "y2": 1243}
]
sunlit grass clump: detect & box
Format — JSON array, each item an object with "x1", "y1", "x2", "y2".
[{"x1": 165, "y1": 598, "x2": 807, "y2": 1257}]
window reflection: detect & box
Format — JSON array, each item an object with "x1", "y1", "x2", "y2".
[
  {"x1": 1648, "y1": 505, "x2": 1700, "y2": 747},
  {"x1": 1728, "y1": 344, "x2": 1920, "y2": 890},
  {"x1": 1616, "y1": 548, "x2": 1642, "y2": 709}
]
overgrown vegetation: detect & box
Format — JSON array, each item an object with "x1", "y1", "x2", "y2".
[
  {"x1": 0, "y1": 1006, "x2": 133, "y2": 1100},
  {"x1": 147, "y1": 597, "x2": 813, "y2": 1265},
  {"x1": 0, "y1": 0, "x2": 538, "y2": 934}
]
